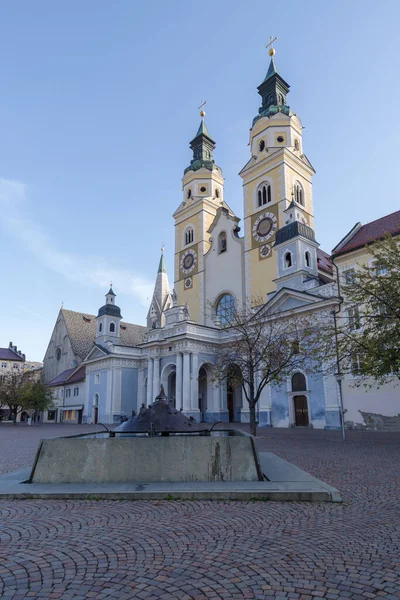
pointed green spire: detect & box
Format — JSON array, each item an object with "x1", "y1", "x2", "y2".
[
  {"x1": 263, "y1": 56, "x2": 278, "y2": 82},
  {"x1": 253, "y1": 50, "x2": 290, "y2": 125},
  {"x1": 184, "y1": 114, "x2": 217, "y2": 174},
  {"x1": 194, "y1": 118, "x2": 211, "y2": 138},
  {"x1": 158, "y1": 251, "x2": 167, "y2": 274}
]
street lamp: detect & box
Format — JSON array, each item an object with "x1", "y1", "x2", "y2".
[{"x1": 334, "y1": 372, "x2": 346, "y2": 441}]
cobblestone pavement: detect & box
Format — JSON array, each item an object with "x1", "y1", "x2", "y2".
[{"x1": 0, "y1": 425, "x2": 399, "y2": 599}]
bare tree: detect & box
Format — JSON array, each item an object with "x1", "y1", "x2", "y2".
[{"x1": 211, "y1": 298, "x2": 325, "y2": 436}]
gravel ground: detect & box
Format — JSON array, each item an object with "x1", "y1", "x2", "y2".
[{"x1": 0, "y1": 424, "x2": 399, "y2": 599}]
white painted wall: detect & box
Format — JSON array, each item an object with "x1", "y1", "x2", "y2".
[{"x1": 203, "y1": 210, "x2": 245, "y2": 326}]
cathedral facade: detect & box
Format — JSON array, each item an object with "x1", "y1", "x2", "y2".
[{"x1": 43, "y1": 49, "x2": 343, "y2": 430}]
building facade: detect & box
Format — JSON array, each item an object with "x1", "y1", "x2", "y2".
[
  {"x1": 331, "y1": 210, "x2": 400, "y2": 430},
  {"x1": 43, "y1": 47, "x2": 351, "y2": 430}
]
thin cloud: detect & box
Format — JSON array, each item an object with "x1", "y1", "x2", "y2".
[{"x1": 0, "y1": 178, "x2": 153, "y2": 306}]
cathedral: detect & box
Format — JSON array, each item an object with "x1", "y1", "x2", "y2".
[{"x1": 43, "y1": 46, "x2": 344, "y2": 429}]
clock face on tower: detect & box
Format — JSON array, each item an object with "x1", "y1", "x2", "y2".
[
  {"x1": 180, "y1": 249, "x2": 197, "y2": 274},
  {"x1": 252, "y1": 212, "x2": 277, "y2": 243}
]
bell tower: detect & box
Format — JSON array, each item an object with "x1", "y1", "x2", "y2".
[
  {"x1": 239, "y1": 41, "x2": 316, "y2": 303},
  {"x1": 173, "y1": 104, "x2": 225, "y2": 324}
]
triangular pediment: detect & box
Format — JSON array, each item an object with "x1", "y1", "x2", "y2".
[
  {"x1": 84, "y1": 344, "x2": 109, "y2": 361},
  {"x1": 255, "y1": 287, "x2": 322, "y2": 319}
]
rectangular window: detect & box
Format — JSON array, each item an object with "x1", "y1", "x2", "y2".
[
  {"x1": 1, "y1": 362, "x2": 6, "y2": 368},
  {"x1": 66, "y1": 389, "x2": 71, "y2": 398},
  {"x1": 343, "y1": 269, "x2": 355, "y2": 284},
  {"x1": 375, "y1": 262, "x2": 388, "y2": 276},
  {"x1": 351, "y1": 353, "x2": 364, "y2": 375},
  {"x1": 348, "y1": 306, "x2": 361, "y2": 331},
  {"x1": 64, "y1": 410, "x2": 76, "y2": 421},
  {"x1": 74, "y1": 387, "x2": 79, "y2": 396},
  {"x1": 0, "y1": 376, "x2": 5, "y2": 382},
  {"x1": 292, "y1": 340, "x2": 300, "y2": 355},
  {"x1": 95, "y1": 373, "x2": 100, "y2": 384}
]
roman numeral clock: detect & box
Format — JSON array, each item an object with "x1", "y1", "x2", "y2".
[{"x1": 252, "y1": 211, "x2": 278, "y2": 259}]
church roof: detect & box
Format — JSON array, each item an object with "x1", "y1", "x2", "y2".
[
  {"x1": 331, "y1": 209, "x2": 400, "y2": 257},
  {"x1": 47, "y1": 365, "x2": 86, "y2": 387},
  {"x1": 61, "y1": 309, "x2": 147, "y2": 359},
  {"x1": 275, "y1": 221, "x2": 317, "y2": 246}
]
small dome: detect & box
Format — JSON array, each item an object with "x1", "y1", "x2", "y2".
[{"x1": 97, "y1": 304, "x2": 122, "y2": 318}]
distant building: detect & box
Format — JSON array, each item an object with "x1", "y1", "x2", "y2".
[{"x1": 0, "y1": 343, "x2": 43, "y2": 422}]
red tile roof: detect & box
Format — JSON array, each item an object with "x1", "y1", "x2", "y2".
[
  {"x1": 0, "y1": 348, "x2": 24, "y2": 361},
  {"x1": 332, "y1": 210, "x2": 400, "y2": 257},
  {"x1": 317, "y1": 248, "x2": 333, "y2": 275}
]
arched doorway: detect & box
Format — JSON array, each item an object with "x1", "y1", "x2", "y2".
[
  {"x1": 227, "y1": 364, "x2": 242, "y2": 422},
  {"x1": 160, "y1": 364, "x2": 177, "y2": 407},
  {"x1": 198, "y1": 367, "x2": 208, "y2": 422},
  {"x1": 168, "y1": 371, "x2": 176, "y2": 408},
  {"x1": 93, "y1": 393, "x2": 99, "y2": 424},
  {"x1": 291, "y1": 372, "x2": 309, "y2": 427}
]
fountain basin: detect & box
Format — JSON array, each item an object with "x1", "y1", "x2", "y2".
[{"x1": 29, "y1": 430, "x2": 264, "y2": 484}]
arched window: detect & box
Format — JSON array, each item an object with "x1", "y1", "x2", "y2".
[
  {"x1": 94, "y1": 393, "x2": 99, "y2": 406},
  {"x1": 98, "y1": 322, "x2": 103, "y2": 333},
  {"x1": 305, "y1": 251, "x2": 311, "y2": 268},
  {"x1": 284, "y1": 252, "x2": 292, "y2": 268},
  {"x1": 219, "y1": 231, "x2": 227, "y2": 254},
  {"x1": 216, "y1": 294, "x2": 235, "y2": 325},
  {"x1": 185, "y1": 228, "x2": 194, "y2": 245},
  {"x1": 109, "y1": 322, "x2": 115, "y2": 333},
  {"x1": 215, "y1": 188, "x2": 220, "y2": 199},
  {"x1": 187, "y1": 189, "x2": 191, "y2": 199},
  {"x1": 294, "y1": 182, "x2": 304, "y2": 206},
  {"x1": 259, "y1": 139, "x2": 265, "y2": 152},
  {"x1": 292, "y1": 372, "x2": 306, "y2": 392},
  {"x1": 257, "y1": 183, "x2": 271, "y2": 207}
]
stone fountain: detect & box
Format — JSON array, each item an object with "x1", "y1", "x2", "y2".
[{"x1": 29, "y1": 386, "x2": 263, "y2": 484}]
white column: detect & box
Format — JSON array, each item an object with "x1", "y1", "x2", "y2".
[
  {"x1": 146, "y1": 359, "x2": 153, "y2": 405},
  {"x1": 182, "y1": 352, "x2": 191, "y2": 410},
  {"x1": 175, "y1": 353, "x2": 183, "y2": 410},
  {"x1": 153, "y1": 357, "x2": 160, "y2": 397},
  {"x1": 191, "y1": 353, "x2": 199, "y2": 410}
]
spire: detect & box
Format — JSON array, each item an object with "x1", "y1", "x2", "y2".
[
  {"x1": 253, "y1": 42, "x2": 291, "y2": 125},
  {"x1": 158, "y1": 248, "x2": 167, "y2": 273},
  {"x1": 263, "y1": 56, "x2": 279, "y2": 82},
  {"x1": 107, "y1": 282, "x2": 116, "y2": 297},
  {"x1": 147, "y1": 252, "x2": 173, "y2": 329},
  {"x1": 184, "y1": 102, "x2": 220, "y2": 175}
]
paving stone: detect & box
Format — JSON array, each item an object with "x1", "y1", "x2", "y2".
[{"x1": 0, "y1": 424, "x2": 400, "y2": 599}]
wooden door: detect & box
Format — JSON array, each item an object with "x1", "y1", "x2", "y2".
[
  {"x1": 227, "y1": 386, "x2": 234, "y2": 422},
  {"x1": 294, "y1": 395, "x2": 309, "y2": 427}
]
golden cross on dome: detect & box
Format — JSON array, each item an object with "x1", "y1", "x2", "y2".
[
  {"x1": 198, "y1": 99, "x2": 206, "y2": 118},
  {"x1": 266, "y1": 36, "x2": 278, "y2": 56}
]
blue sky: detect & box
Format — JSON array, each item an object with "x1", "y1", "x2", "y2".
[{"x1": 0, "y1": 1, "x2": 399, "y2": 361}]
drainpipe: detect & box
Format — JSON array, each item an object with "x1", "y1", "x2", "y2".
[{"x1": 332, "y1": 259, "x2": 346, "y2": 441}]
